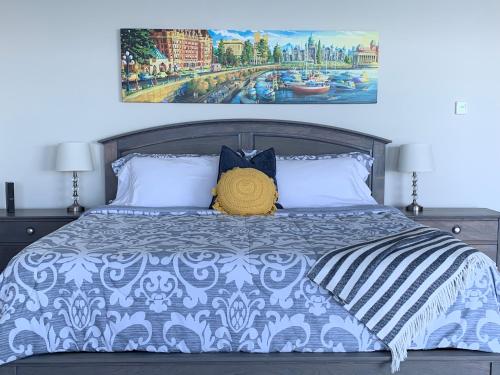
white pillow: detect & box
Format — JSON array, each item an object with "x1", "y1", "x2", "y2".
[
  {"x1": 111, "y1": 152, "x2": 217, "y2": 176},
  {"x1": 276, "y1": 158, "x2": 376, "y2": 208},
  {"x1": 112, "y1": 161, "x2": 134, "y2": 205},
  {"x1": 111, "y1": 156, "x2": 219, "y2": 207}
]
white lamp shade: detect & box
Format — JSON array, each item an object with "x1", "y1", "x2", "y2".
[
  {"x1": 398, "y1": 143, "x2": 434, "y2": 173},
  {"x1": 55, "y1": 142, "x2": 93, "y2": 172}
]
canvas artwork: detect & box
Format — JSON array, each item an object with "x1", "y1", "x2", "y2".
[{"x1": 120, "y1": 29, "x2": 379, "y2": 104}]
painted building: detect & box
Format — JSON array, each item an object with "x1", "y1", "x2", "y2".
[
  {"x1": 284, "y1": 43, "x2": 347, "y2": 63},
  {"x1": 151, "y1": 29, "x2": 213, "y2": 69},
  {"x1": 148, "y1": 46, "x2": 170, "y2": 75},
  {"x1": 219, "y1": 39, "x2": 244, "y2": 57},
  {"x1": 353, "y1": 40, "x2": 379, "y2": 67}
]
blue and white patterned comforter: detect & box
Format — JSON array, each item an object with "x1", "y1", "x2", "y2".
[{"x1": 0, "y1": 205, "x2": 499, "y2": 365}]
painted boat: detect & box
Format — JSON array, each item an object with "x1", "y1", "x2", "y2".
[
  {"x1": 335, "y1": 80, "x2": 356, "y2": 90},
  {"x1": 282, "y1": 72, "x2": 303, "y2": 87},
  {"x1": 256, "y1": 87, "x2": 275, "y2": 102},
  {"x1": 358, "y1": 71, "x2": 369, "y2": 83},
  {"x1": 244, "y1": 87, "x2": 257, "y2": 101},
  {"x1": 311, "y1": 72, "x2": 329, "y2": 82},
  {"x1": 255, "y1": 81, "x2": 268, "y2": 91},
  {"x1": 284, "y1": 81, "x2": 305, "y2": 88},
  {"x1": 254, "y1": 80, "x2": 275, "y2": 102},
  {"x1": 353, "y1": 72, "x2": 370, "y2": 89},
  {"x1": 291, "y1": 80, "x2": 330, "y2": 94},
  {"x1": 339, "y1": 72, "x2": 354, "y2": 80},
  {"x1": 331, "y1": 71, "x2": 353, "y2": 81},
  {"x1": 265, "y1": 73, "x2": 278, "y2": 82},
  {"x1": 260, "y1": 88, "x2": 275, "y2": 102},
  {"x1": 240, "y1": 94, "x2": 257, "y2": 104}
]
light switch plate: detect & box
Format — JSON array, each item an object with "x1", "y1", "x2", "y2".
[{"x1": 455, "y1": 101, "x2": 468, "y2": 115}]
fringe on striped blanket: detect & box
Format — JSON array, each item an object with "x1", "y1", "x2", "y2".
[{"x1": 307, "y1": 226, "x2": 495, "y2": 372}]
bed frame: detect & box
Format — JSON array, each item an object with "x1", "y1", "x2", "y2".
[
  {"x1": 2, "y1": 119, "x2": 499, "y2": 375},
  {"x1": 99, "y1": 119, "x2": 389, "y2": 204}
]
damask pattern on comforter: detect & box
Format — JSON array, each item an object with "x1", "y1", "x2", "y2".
[{"x1": 0, "y1": 205, "x2": 499, "y2": 365}]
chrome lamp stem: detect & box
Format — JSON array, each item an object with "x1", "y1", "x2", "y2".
[
  {"x1": 67, "y1": 171, "x2": 85, "y2": 213},
  {"x1": 405, "y1": 171, "x2": 423, "y2": 213}
]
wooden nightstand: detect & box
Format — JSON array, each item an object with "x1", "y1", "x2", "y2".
[
  {"x1": 0, "y1": 209, "x2": 80, "y2": 271},
  {"x1": 402, "y1": 208, "x2": 500, "y2": 265}
]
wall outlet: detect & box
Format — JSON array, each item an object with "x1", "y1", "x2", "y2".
[{"x1": 455, "y1": 101, "x2": 468, "y2": 115}]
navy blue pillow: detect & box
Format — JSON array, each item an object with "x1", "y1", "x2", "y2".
[{"x1": 211, "y1": 145, "x2": 281, "y2": 209}]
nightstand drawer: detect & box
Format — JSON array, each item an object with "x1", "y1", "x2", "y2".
[
  {"x1": 416, "y1": 219, "x2": 498, "y2": 242},
  {"x1": 0, "y1": 220, "x2": 69, "y2": 243},
  {"x1": 473, "y1": 244, "x2": 498, "y2": 264},
  {"x1": 0, "y1": 244, "x2": 28, "y2": 271}
]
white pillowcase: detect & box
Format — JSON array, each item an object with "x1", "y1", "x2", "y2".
[
  {"x1": 276, "y1": 157, "x2": 376, "y2": 208},
  {"x1": 111, "y1": 156, "x2": 219, "y2": 207}
]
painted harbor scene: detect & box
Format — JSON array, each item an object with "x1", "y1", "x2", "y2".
[{"x1": 121, "y1": 29, "x2": 379, "y2": 104}]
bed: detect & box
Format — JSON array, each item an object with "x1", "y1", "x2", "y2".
[{"x1": 1, "y1": 119, "x2": 499, "y2": 375}]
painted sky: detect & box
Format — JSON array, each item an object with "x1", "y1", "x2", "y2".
[{"x1": 208, "y1": 30, "x2": 379, "y2": 50}]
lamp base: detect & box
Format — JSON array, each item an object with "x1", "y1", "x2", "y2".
[
  {"x1": 406, "y1": 202, "x2": 423, "y2": 214},
  {"x1": 67, "y1": 203, "x2": 85, "y2": 214}
]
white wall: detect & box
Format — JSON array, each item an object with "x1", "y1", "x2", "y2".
[{"x1": 1, "y1": 0, "x2": 499, "y2": 210}]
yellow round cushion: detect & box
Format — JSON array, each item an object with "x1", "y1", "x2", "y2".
[{"x1": 212, "y1": 168, "x2": 278, "y2": 216}]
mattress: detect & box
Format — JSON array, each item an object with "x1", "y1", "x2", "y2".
[{"x1": 0, "y1": 205, "x2": 499, "y2": 364}]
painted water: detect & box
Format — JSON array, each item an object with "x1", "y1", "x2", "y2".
[{"x1": 230, "y1": 69, "x2": 377, "y2": 104}]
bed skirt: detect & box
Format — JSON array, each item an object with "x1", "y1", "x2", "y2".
[{"x1": 1, "y1": 350, "x2": 499, "y2": 375}]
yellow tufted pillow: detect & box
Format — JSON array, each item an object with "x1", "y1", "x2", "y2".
[{"x1": 212, "y1": 168, "x2": 278, "y2": 216}]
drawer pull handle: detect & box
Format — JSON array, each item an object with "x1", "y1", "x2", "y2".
[
  {"x1": 452, "y1": 225, "x2": 461, "y2": 235},
  {"x1": 26, "y1": 227, "x2": 35, "y2": 235}
]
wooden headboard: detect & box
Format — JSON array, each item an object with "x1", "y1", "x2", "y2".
[{"x1": 99, "y1": 119, "x2": 391, "y2": 204}]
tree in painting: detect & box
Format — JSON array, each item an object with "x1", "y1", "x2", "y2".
[{"x1": 120, "y1": 29, "x2": 155, "y2": 64}]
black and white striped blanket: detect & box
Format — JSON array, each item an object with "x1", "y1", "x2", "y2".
[{"x1": 308, "y1": 226, "x2": 494, "y2": 372}]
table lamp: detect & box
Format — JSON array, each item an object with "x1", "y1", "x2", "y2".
[
  {"x1": 55, "y1": 142, "x2": 93, "y2": 213},
  {"x1": 398, "y1": 143, "x2": 434, "y2": 213}
]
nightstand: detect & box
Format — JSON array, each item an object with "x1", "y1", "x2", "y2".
[
  {"x1": 0, "y1": 209, "x2": 80, "y2": 272},
  {"x1": 402, "y1": 208, "x2": 500, "y2": 265}
]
